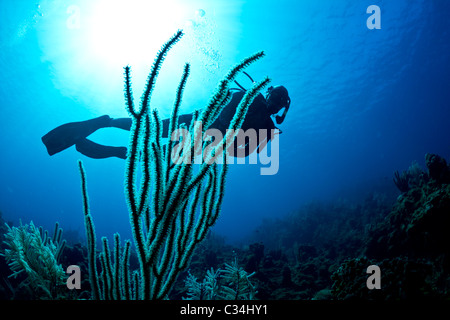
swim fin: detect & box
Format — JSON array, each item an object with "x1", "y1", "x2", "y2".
[
  {"x1": 41, "y1": 115, "x2": 112, "y2": 156},
  {"x1": 75, "y1": 138, "x2": 127, "y2": 159}
]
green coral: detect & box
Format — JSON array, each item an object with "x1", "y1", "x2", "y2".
[
  {"x1": 220, "y1": 258, "x2": 257, "y2": 300},
  {"x1": 184, "y1": 258, "x2": 256, "y2": 300},
  {"x1": 184, "y1": 268, "x2": 221, "y2": 300},
  {"x1": 1, "y1": 221, "x2": 66, "y2": 299},
  {"x1": 78, "y1": 29, "x2": 269, "y2": 300}
]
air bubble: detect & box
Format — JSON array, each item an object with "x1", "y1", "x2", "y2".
[{"x1": 196, "y1": 9, "x2": 206, "y2": 18}]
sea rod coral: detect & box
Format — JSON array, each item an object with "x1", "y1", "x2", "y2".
[{"x1": 78, "y1": 30, "x2": 270, "y2": 300}]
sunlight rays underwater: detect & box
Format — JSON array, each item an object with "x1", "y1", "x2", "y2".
[{"x1": 34, "y1": 0, "x2": 243, "y2": 117}]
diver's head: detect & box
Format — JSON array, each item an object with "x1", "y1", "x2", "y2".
[{"x1": 266, "y1": 85, "x2": 291, "y2": 124}]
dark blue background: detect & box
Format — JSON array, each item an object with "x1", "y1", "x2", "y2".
[{"x1": 1, "y1": 0, "x2": 449, "y2": 245}]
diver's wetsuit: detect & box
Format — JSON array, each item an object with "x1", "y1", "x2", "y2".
[{"x1": 42, "y1": 90, "x2": 278, "y2": 159}]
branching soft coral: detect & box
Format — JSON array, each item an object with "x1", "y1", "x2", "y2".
[
  {"x1": 183, "y1": 258, "x2": 256, "y2": 300},
  {"x1": 79, "y1": 29, "x2": 269, "y2": 300},
  {"x1": 1, "y1": 221, "x2": 66, "y2": 299}
]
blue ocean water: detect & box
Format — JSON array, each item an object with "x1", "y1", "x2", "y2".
[{"x1": 0, "y1": 0, "x2": 449, "y2": 247}]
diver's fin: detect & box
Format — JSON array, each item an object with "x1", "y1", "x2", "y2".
[
  {"x1": 41, "y1": 115, "x2": 112, "y2": 156},
  {"x1": 75, "y1": 138, "x2": 127, "y2": 159}
]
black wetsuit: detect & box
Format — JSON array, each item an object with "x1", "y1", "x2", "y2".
[{"x1": 42, "y1": 90, "x2": 277, "y2": 159}]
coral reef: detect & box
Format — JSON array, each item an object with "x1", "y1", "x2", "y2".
[
  {"x1": 366, "y1": 154, "x2": 450, "y2": 260},
  {"x1": 331, "y1": 257, "x2": 438, "y2": 300},
  {"x1": 173, "y1": 153, "x2": 450, "y2": 300},
  {"x1": 425, "y1": 153, "x2": 450, "y2": 184},
  {"x1": 2, "y1": 149, "x2": 448, "y2": 301},
  {"x1": 393, "y1": 154, "x2": 450, "y2": 194},
  {"x1": 1, "y1": 221, "x2": 66, "y2": 299},
  {"x1": 393, "y1": 161, "x2": 426, "y2": 193},
  {"x1": 78, "y1": 30, "x2": 270, "y2": 300},
  {"x1": 330, "y1": 153, "x2": 450, "y2": 300},
  {"x1": 183, "y1": 258, "x2": 256, "y2": 300},
  {"x1": 359, "y1": 153, "x2": 450, "y2": 299}
]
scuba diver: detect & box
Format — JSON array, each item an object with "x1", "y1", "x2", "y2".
[{"x1": 41, "y1": 79, "x2": 291, "y2": 160}]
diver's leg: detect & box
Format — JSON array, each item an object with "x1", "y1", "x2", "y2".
[
  {"x1": 108, "y1": 114, "x2": 194, "y2": 137},
  {"x1": 74, "y1": 113, "x2": 193, "y2": 159},
  {"x1": 75, "y1": 138, "x2": 127, "y2": 159},
  {"x1": 42, "y1": 115, "x2": 112, "y2": 156},
  {"x1": 43, "y1": 113, "x2": 197, "y2": 158},
  {"x1": 109, "y1": 117, "x2": 132, "y2": 131}
]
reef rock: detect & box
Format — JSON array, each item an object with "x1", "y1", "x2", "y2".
[{"x1": 425, "y1": 153, "x2": 450, "y2": 184}]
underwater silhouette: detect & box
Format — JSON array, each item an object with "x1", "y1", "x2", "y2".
[{"x1": 41, "y1": 85, "x2": 290, "y2": 160}]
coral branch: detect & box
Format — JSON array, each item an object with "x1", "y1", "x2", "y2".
[
  {"x1": 79, "y1": 30, "x2": 269, "y2": 300},
  {"x1": 140, "y1": 30, "x2": 184, "y2": 117}
]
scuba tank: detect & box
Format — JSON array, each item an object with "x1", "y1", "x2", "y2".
[{"x1": 232, "y1": 73, "x2": 291, "y2": 125}]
